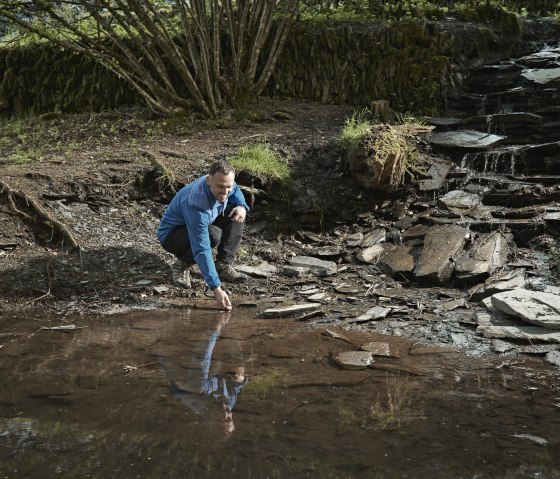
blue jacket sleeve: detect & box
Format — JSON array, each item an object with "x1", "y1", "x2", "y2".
[{"x1": 183, "y1": 203, "x2": 221, "y2": 290}]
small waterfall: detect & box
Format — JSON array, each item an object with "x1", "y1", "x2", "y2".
[{"x1": 463, "y1": 148, "x2": 521, "y2": 174}]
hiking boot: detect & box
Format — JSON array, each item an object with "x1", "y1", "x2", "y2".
[
  {"x1": 216, "y1": 261, "x2": 247, "y2": 283},
  {"x1": 171, "y1": 259, "x2": 191, "y2": 288}
]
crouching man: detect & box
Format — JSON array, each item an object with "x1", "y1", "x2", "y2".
[{"x1": 157, "y1": 160, "x2": 249, "y2": 311}]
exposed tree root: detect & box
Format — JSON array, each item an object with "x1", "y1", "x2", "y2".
[
  {"x1": 0, "y1": 179, "x2": 79, "y2": 248},
  {"x1": 139, "y1": 149, "x2": 180, "y2": 196}
]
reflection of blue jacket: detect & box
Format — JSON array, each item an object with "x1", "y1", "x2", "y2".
[
  {"x1": 163, "y1": 327, "x2": 248, "y2": 417},
  {"x1": 157, "y1": 175, "x2": 249, "y2": 289}
]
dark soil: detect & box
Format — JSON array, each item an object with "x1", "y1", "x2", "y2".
[{"x1": 0, "y1": 99, "x2": 362, "y2": 317}]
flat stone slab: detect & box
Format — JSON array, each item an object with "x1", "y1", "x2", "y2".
[
  {"x1": 419, "y1": 162, "x2": 451, "y2": 191},
  {"x1": 262, "y1": 303, "x2": 321, "y2": 318},
  {"x1": 359, "y1": 341, "x2": 401, "y2": 358},
  {"x1": 468, "y1": 269, "x2": 526, "y2": 301},
  {"x1": 491, "y1": 289, "x2": 560, "y2": 329},
  {"x1": 348, "y1": 306, "x2": 391, "y2": 323},
  {"x1": 477, "y1": 325, "x2": 560, "y2": 343},
  {"x1": 545, "y1": 351, "x2": 560, "y2": 367},
  {"x1": 236, "y1": 263, "x2": 277, "y2": 278},
  {"x1": 521, "y1": 67, "x2": 560, "y2": 85},
  {"x1": 378, "y1": 244, "x2": 419, "y2": 277},
  {"x1": 414, "y1": 225, "x2": 469, "y2": 284},
  {"x1": 455, "y1": 231, "x2": 511, "y2": 279},
  {"x1": 287, "y1": 256, "x2": 337, "y2": 276},
  {"x1": 428, "y1": 130, "x2": 506, "y2": 149},
  {"x1": 403, "y1": 224, "x2": 430, "y2": 239},
  {"x1": 439, "y1": 190, "x2": 480, "y2": 211},
  {"x1": 346, "y1": 232, "x2": 364, "y2": 247},
  {"x1": 332, "y1": 351, "x2": 374, "y2": 370},
  {"x1": 362, "y1": 228, "x2": 387, "y2": 247},
  {"x1": 314, "y1": 246, "x2": 342, "y2": 257},
  {"x1": 356, "y1": 242, "x2": 395, "y2": 264},
  {"x1": 282, "y1": 265, "x2": 309, "y2": 277}
]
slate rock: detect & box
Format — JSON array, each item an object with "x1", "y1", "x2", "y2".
[
  {"x1": 262, "y1": 303, "x2": 321, "y2": 318},
  {"x1": 414, "y1": 225, "x2": 469, "y2": 284},
  {"x1": 477, "y1": 325, "x2": 560, "y2": 343},
  {"x1": 491, "y1": 289, "x2": 560, "y2": 329},
  {"x1": 359, "y1": 341, "x2": 401, "y2": 358},
  {"x1": 236, "y1": 263, "x2": 277, "y2": 278},
  {"x1": 378, "y1": 244, "x2": 420, "y2": 278},
  {"x1": 428, "y1": 130, "x2": 506, "y2": 149},
  {"x1": 545, "y1": 351, "x2": 560, "y2": 367},
  {"x1": 455, "y1": 231, "x2": 511, "y2": 280},
  {"x1": 438, "y1": 190, "x2": 480, "y2": 211},
  {"x1": 332, "y1": 351, "x2": 374, "y2": 370},
  {"x1": 288, "y1": 256, "x2": 337, "y2": 276},
  {"x1": 356, "y1": 242, "x2": 396, "y2": 264}
]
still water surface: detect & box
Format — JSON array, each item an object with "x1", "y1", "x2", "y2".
[{"x1": 1, "y1": 307, "x2": 559, "y2": 478}]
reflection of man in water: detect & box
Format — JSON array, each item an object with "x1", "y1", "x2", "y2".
[{"x1": 162, "y1": 315, "x2": 248, "y2": 438}]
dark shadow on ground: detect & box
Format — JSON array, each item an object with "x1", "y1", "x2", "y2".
[{"x1": 0, "y1": 246, "x2": 169, "y2": 302}]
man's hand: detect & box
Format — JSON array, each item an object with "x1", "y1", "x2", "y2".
[
  {"x1": 229, "y1": 206, "x2": 247, "y2": 223},
  {"x1": 213, "y1": 287, "x2": 232, "y2": 311}
]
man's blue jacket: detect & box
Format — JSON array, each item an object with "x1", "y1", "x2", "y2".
[{"x1": 157, "y1": 175, "x2": 249, "y2": 290}]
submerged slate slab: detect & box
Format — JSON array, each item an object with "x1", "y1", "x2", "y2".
[
  {"x1": 491, "y1": 289, "x2": 560, "y2": 329},
  {"x1": 359, "y1": 341, "x2": 401, "y2": 358},
  {"x1": 428, "y1": 130, "x2": 506, "y2": 149},
  {"x1": 287, "y1": 256, "x2": 337, "y2": 276},
  {"x1": 332, "y1": 351, "x2": 374, "y2": 370},
  {"x1": 414, "y1": 225, "x2": 469, "y2": 284}
]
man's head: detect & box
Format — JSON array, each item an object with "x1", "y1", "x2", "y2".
[{"x1": 206, "y1": 160, "x2": 236, "y2": 203}]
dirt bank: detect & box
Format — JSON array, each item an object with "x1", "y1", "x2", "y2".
[{"x1": 0, "y1": 100, "x2": 358, "y2": 316}]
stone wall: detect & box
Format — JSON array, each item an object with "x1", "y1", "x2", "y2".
[{"x1": 0, "y1": 16, "x2": 558, "y2": 117}]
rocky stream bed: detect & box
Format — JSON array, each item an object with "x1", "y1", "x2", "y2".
[{"x1": 1, "y1": 42, "x2": 560, "y2": 376}]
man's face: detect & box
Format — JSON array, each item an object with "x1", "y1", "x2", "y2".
[{"x1": 206, "y1": 171, "x2": 235, "y2": 203}]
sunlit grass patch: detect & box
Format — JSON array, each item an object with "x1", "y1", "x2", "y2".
[
  {"x1": 338, "y1": 109, "x2": 373, "y2": 154},
  {"x1": 230, "y1": 141, "x2": 290, "y2": 182}
]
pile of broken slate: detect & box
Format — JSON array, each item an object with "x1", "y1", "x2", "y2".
[{"x1": 235, "y1": 178, "x2": 560, "y2": 369}]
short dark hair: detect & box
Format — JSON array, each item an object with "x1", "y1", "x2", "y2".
[{"x1": 209, "y1": 159, "x2": 235, "y2": 177}]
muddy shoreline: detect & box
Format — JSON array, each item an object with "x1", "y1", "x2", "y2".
[{"x1": 1, "y1": 69, "x2": 560, "y2": 368}]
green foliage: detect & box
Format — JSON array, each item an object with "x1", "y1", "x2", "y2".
[
  {"x1": 0, "y1": 0, "x2": 299, "y2": 118},
  {"x1": 230, "y1": 142, "x2": 290, "y2": 182},
  {"x1": 298, "y1": 0, "x2": 560, "y2": 21},
  {"x1": 338, "y1": 109, "x2": 373, "y2": 157},
  {"x1": 395, "y1": 111, "x2": 429, "y2": 126}
]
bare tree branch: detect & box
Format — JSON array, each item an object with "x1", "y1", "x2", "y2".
[{"x1": 0, "y1": 0, "x2": 299, "y2": 117}]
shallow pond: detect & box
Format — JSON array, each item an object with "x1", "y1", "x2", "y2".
[{"x1": 1, "y1": 307, "x2": 559, "y2": 478}]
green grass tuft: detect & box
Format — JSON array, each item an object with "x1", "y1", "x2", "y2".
[{"x1": 230, "y1": 141, "x2": 290, "y2": 182}]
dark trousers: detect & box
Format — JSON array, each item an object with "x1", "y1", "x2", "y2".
[{"x1": 161, "y1": 205, "x2": 244, "y2": 266}]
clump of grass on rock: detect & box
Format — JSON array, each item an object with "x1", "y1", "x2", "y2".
[{"x1": 339, "y1": 110, "x2": 432, "y2": 193}]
